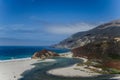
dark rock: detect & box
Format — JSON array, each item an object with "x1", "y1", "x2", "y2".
[{"x1": 31, "y1": 49, "x2": 59, "y2": 59}]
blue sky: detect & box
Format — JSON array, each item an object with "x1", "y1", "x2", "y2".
[{"x1": 0, "y1": 0, "x2": 120, "y2": 46}]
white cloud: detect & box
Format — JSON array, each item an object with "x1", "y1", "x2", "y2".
[
  {"x1": 46, "y1": 23, "x2": 96, "y2": 35},
  {"x1": 0, "y1": 24, "x2": 40, "y2": 33}
]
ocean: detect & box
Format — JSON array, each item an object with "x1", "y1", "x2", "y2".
[{"x1": 0, "y1": 46, "x2": 69, "y2": 61}]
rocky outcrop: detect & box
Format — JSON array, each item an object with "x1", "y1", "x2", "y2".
[
  {"x1": 32, "y1": 49, "x2": 59, "y2": 59},
  {"x1": 54, "y1": 20, "x2": 120, "y2": 49}
]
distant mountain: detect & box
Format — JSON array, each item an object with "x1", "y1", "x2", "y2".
[{"x1": 54, "y1": 20, "x2": 120, "y2": 49}]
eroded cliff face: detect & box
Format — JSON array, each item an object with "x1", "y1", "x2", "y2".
[
  {"x1": 103, "y1": 60, "x2": 120, "y2": 70},
  {"x1": 54, "y1": 20, "x2": 120, "y2": 49},
  {"x1": 72, "y1": 39, "x2": 120, "y2": 59},
  {"x1": 53, "y1": 20, "x2": 120, "y2": 70},
  {"x1": 72, "y1": 40, "x2": 120, "y2": 70},
  {"x1": 32, "y1": 49, "x2": 59, "y2": 59}
]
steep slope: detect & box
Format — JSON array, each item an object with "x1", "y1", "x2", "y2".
[
  {"x1": 72, "y1": 39, "x2": 120, "y2": 59},
  {"x1": 72, "y1": 39, "x2": 120, "y2": 70},
  {"x1": 54, "y1": 20, "x2": 120, "y2": 49}
]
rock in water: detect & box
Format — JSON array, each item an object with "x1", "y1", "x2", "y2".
[{"x1": 32, "y1": 49, "x2": 59, "y2": 59}]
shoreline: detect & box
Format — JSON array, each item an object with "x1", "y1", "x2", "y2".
[
  {"x1": 0, "y1": 52, "x2": 119, "y2": 80},
  {"x1": 0, "y1": 57, "x2": 31, "y2": 63},
  {"x1": 47, "y1": 52, "x2": 101, "y2": 77},
  {"x1": 48, "y1": 52, "x2": 120, "y2": 79},
  {"x1": 0, "y1": 58, "x2": 56, "y2": 80},
  {"x1": 0, "y1": 58, "x2": 36, "y2": 80},
  {"x1": 0, "y1": 51, "x2": 71, "y2": 63},
  {"x1": 47, "y1": 63, "x2": 101, "y2": 77}
]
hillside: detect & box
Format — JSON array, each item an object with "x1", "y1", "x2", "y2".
[
  {"x1": 72, "y1": 39, "x2": 120, "y2": 59},
  {"x1": 54, "y1": 20, "x2": 120, "y2": 49},
  {"x1": 72, "y1": 39, "x2": 120, "y2": 71}
]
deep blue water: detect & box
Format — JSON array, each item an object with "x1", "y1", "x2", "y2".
[{"x1": 0, "y1": 46, "x2": 69, "y2": 60}]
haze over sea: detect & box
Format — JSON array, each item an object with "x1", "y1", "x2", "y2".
[{"x1": 0, "y1": 46, "x2": 69, "y2": 61}]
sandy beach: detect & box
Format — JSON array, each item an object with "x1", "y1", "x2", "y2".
[
  {"x1": 0, "y1": 58, "x2": 56, "y2": 80},
  {"x1": 47, "y1": 64, "x2": 100, "y2": 77},
  {"x1": 0, "y1": 53, "x2": 120, "y2": 80},
  {"x1": 48, "y1": 53, "x2": 120, "y2": 79},
  {"x1": 47, "y1": 52, "x2": 101, "y2": 77},
  {"x1": 47, "y1": 54, "x2": 100, "y2": 77}
]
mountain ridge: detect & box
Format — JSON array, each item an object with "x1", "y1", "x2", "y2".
[{"x1": 54, "y1": 20, "x2": 120, "y2": 49}]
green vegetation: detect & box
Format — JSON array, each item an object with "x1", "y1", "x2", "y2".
[
  {"x1": 84, "y1": 60, "x2": 92, "y2": 67},
  {"x1": 108, "y1": 53, "x2": 120, "y2": 60},
  {"x1": 77, "y1": 59, "x2": 120, "y2": 74},
  {"x1": 76, "y1": 63, "x2": 84, "y2": 66},
  {"x1": 102, "y1": 68, "x2": 120, "y2": 74},
  {"x1": 74, "y1": 40, "x2": 120, "y2": 74}
]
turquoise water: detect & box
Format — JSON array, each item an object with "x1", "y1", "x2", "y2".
[
  {"x1": 20, "y1": 57, "x2": 116, "y2": 80},
  {"x1": 0, "y1": 46, "x2": 69, "y2": 61}
]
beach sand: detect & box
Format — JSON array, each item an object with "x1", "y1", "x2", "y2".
[
  {"x1": 0, "y1": 58, "x2": 56, "y2": 80},
  {"x1": 47, "y1": 64, "x2": 100, "y2": 77},
  {"x1": 48, "y1": 52, "x2": 101, "y2": 77},
  {"x1": 48, "y1": 52, "x2": 120, "y2": 79},
  {"x1": 0, "y1": 52, "x2": 119, "y2": 80}
]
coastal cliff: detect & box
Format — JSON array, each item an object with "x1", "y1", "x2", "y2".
[
  {"x1": 72, "y1": 39, "x2": 120, "y2": 59},
  {"x1": 54, "y1": 20, "x2": 120, "y2": 73},
  {"x1": 72, "y1": 39, "x2": 120, "y2": 71},
  {"x1": 54, "y1": 20, "x2": 120, "y2": 49}
]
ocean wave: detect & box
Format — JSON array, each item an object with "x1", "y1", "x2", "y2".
[{"x1": 0, "y1": 57, "x2": 31, "y2": 63}]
